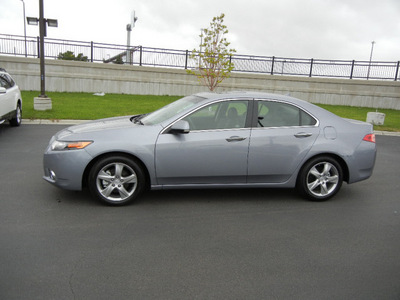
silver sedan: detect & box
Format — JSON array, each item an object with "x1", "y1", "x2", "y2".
[{"x1": 43, "y1": 92, "x2": 376, "y2": 205}]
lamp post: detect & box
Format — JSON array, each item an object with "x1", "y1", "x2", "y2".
[
  {"x1": 27, "y1": 0, "x2": 58, "y2": 110},
  {"x1": 367, "y1": 41, "x2": 376, "y2": 80},
  {"x1": 38, "y1": 0, "x2": 46, "y2": 98},
  {"x1": 20, "y1": 0, "x2": 27, "y2": 57},
  {"x1": 126, "y1": 11, "x2": 138, "y2": 65}
]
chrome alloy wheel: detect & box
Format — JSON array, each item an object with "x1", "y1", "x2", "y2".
[
  {"x1": 96, "y1": 162, "x2": 138, "y2": 202},
  {"x1": 16, "y1": 105, "x2": 21, "y2": 123},
  {"x1": 306, "y1": 162, "x2": 339, "y2": 197}
]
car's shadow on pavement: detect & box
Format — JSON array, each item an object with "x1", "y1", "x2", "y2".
[
  {"x1": 0, "y1": 122, "x2": 15, "y2": 132},
  {"x1": 44, "y1": 179, "x2": 357, "y2": 208},
  {"x1": 49, "y1": 186, "x2": 307, "y2": 207},
  {"x1": 141, "y1": 188, "x2": 301, "y2": 204}
]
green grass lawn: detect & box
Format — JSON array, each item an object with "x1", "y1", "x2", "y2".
[
  {"x1": 316, "y1": 104, "x2": 399, "y2": 132},
  {"x1": 21, "y1": 91, "x2": 400, "y2": 132},
  {"x1": 21, "y1": 91, "x2": 181, "y2": 120}
]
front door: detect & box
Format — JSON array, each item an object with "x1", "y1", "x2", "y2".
[{"x1": 155, "y1": 100, "x2": 251, "y2": 185}]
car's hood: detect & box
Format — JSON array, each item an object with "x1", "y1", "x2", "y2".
[{"x1": 57, "y1": 116, "x2": 138, "y2": 138}]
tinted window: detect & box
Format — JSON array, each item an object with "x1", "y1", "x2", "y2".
[
  {"x1": 0, "y1": 74, "x2": 15, "y2": 89},
  {"x1": 0, "y1": 75, "x2": 9, "y2": 89},
  {"x1": 300, "y1": 110, "x2": 317, "y2": 126},
  {"x1": 257, "y1": 101, "x2": 316, "y2": 127},
  {"x1": 183, "y1": 100, "x2": 248, "y2": 131}
]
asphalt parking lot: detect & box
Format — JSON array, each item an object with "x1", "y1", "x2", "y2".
[{"x1": 0, "y1": 123, "x2": 399, "y2": 300}]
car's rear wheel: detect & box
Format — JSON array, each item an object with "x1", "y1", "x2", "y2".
[
  {"x1": 297, "y1": 156, "x2": 343, "y2": 201},
  {"x1": 9, "y1": 103, "x2": 22, "y2": 127},
  {"x1": 88, "y1": 155, "x2": 145, "y2": 206}
]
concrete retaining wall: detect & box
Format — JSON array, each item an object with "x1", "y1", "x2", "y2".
[{"x1": 1, "y1": 55, "x2": 399, "y2": 109}]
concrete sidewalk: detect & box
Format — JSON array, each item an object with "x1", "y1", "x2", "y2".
[{"x1": 21, "y1": 119, "x2": 400, "y2": 136}]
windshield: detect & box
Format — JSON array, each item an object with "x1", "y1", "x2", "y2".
[{"x1": 140, "y1": 95, "x2": 205, "y2": 125}]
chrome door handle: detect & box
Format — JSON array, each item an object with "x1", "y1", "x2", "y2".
[
  {"x1": 226, "y1": 136, "x2": 246, "y2": 142},
  {"x1": 294, "y1": 132, "x2": 312, "y2": 138}
]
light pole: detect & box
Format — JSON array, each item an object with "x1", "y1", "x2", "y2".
[
  {"x1": 27, "y1": 0, "x2": 57, "y2": 110},
  {"x1": 367, "y1": 41, "x2": 376, "y2": 80},
  {"x1": 126, "y1": 11, "x2": 138, "y2": 65},
  {"x1": 20, "y1": 0, "x2": 27, "y2": 57},
  {"x1": 38, "y1": 0, "x2": 46, "y2": 97}
]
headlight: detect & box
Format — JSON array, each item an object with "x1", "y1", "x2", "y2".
[{"x1": 51, "y1": 140, "x2": 93, "y2": 151}]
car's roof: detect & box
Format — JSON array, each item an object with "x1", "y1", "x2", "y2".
[
  {"x1": 197, "y1": 90, "x2": 277, "y2": 98},
  {"x1": 193, "y1": 91, "x2": 341, "y2": 122},
  {"x1": 195, "y1": 91, "x2": 314, "y2": 108},
  {"x1": 196, "y1": 91, "x2": 301, "y2": 101}
]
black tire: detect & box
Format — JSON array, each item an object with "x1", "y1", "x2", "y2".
[
  {"x1": 88, "y1": 155, "x2": 145, "y2": 206},
  {"x1": 297, "y1": 156, "x2": 343, "y2": 201},
  {"x1": 9, "y1": 103, "x2": 22, "y2": 127}
]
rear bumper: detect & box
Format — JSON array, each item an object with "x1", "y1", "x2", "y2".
[{"x1": 347, "y1": 141, "x2": 377, "y2": 184}]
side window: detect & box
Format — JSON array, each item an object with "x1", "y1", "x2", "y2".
[
  {"x1": 300, "y1": 110, "x2": 317, "y2": 126},
  {"x1": 6, "y1": 74, "x2": 15, "y2": 88},
  {"x1": 183, "y1": 100, "x2": 248, "y2": 131},
  {"x1": 257, "y1": 101, "x2": 316, "y2": 127},
  {"x1": 0, "y1": 75, "x2": 9, "y2": 89},
  {"x1": 183, "y1": 103, "x2": 219, "y2": 130},
  {"x1": 0, "y1": 74, "x2": 14, "y2": 89}
]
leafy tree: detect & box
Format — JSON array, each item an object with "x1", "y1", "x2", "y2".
[
  {"x1": 58, "y1": 51, "x2": 88, "y2": 62},
  {"x1": 187, "y1": 13, "x2": 236, "y2": 91}
]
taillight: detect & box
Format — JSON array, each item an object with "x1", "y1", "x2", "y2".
[{"x1": 363, "y1": 133, "x2": 376, "y2": 143}]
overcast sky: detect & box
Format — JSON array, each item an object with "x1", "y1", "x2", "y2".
[{"x1": 1, "y1": 0, "x2": 399, "y2": 61}]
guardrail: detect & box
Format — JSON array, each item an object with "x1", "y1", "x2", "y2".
[{"x1": 1, "y1": 33, "x2": 399, "y2": 81}]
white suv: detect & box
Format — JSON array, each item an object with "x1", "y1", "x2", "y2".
[{"x1": 0, "y1": 68, "x2": 22, "y2": 126}]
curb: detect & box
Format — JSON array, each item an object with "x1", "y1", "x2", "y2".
[
  {"x1": 21, "y1": 119, "x2": 400, "y2": 136},
  {"x1": 22, "y1": 119, "x2": 88, "y2": 125},
  {"x1": 373, "y1": 131, "x2": 400, "y2": 136}
]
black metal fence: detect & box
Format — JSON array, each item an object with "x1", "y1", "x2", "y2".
[{"x1": 1, "y1": 33, "x2": 399, "y2": 81}]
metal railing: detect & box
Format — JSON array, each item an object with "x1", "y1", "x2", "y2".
[{"x1": 1, "y1": 33, "x2": 399, "y2": 81}]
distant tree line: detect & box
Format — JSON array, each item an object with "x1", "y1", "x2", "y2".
[
  {"x1": 57, "y1": 51, "x2": 88, "y2": 62},
  {"x1": 58, "y1": 51, "x2": 125, "y2": 64}
]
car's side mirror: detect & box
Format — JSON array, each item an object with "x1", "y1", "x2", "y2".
[
  {"x1": 169, "y1": 120, "x2": 190, "y2": 134},
  {"x1": 0, "y1": 87, "x2": 6, "y2": 94}
]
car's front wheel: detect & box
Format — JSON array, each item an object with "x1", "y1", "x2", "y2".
[
  {"x1": 88, "y1": 155, "x2": 145, "y2": 206},
  {"x1": 297, "y1": 156, "x2": 343, "y2": 201}
]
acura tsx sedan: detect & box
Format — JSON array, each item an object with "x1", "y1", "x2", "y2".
[{"x1": 43, "y1": 91, "x2": 376, "y2": 206}]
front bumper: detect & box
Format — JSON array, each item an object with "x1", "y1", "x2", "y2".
[{"x1": 43, "y1": 148, "x2": 93, "y2": 191}]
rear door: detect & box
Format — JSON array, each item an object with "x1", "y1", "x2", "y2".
[{"x1": 247, "y1": 100, "x2": 320, "y2": 183}]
